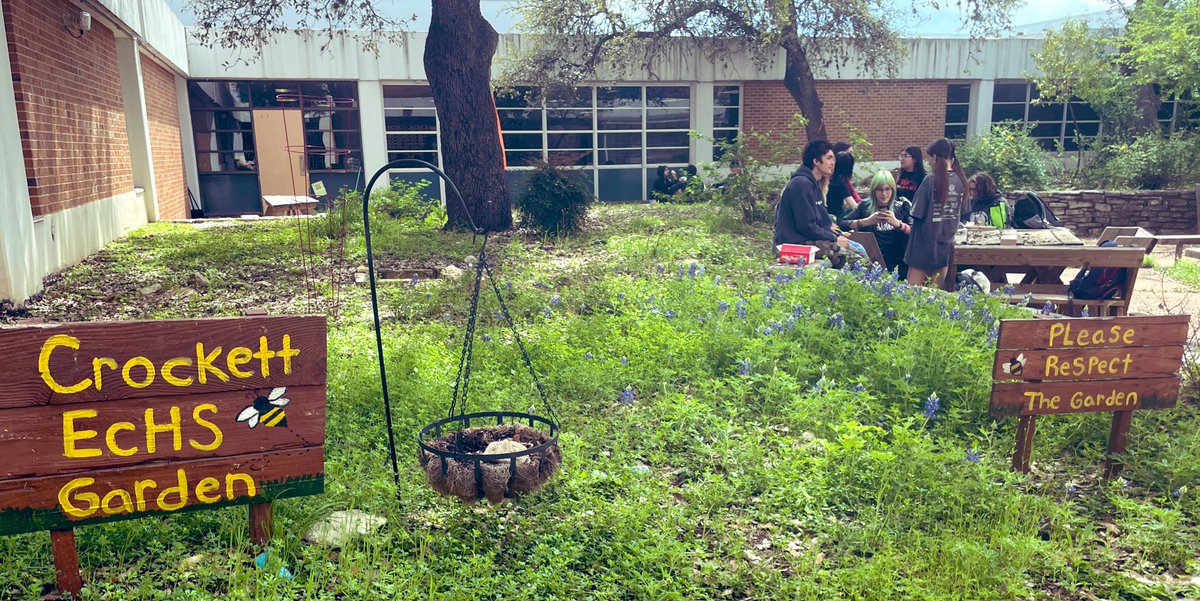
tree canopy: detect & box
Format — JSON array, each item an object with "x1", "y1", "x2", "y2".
[{"x1": 505, "y1": 0, "x2": 1019, "y2": 141}]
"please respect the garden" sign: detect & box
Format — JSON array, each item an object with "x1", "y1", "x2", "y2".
[
  {"x1": 0, "y1": 316, "x2": 327, "y2": 536},
  {"x1": 989, "y1": 314, "x2": 1188, "y2": 475}
]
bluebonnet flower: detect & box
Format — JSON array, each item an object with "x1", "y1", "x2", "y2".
[
  {"x1": 616, "y1": 292, "x2": 625, "y2": 300},
  {"x1": 1064, "y1": 483, "x2": 1078, "y2": 494},
  {"x1": 496, "y1": 311, "x2": 505, "y2": 320},
  {"x1": 1173, "y1": 488, "x2": 1183, "y2": 499},
  {"x1": 584, "y1": 352, "x2": 594, "y2": 360},
  {"x1": 736, "y1": 299, "x2": 747, "y2": 320},
  {"x1": 664, "y1": 309, "x2": 677, "y2": 319},
  {"x1": 908, "y1": 315, "x2": 919, "y2": 324},
  {"x1": 506, "y1": 281, "x2": 514, "y2": 292},
  {"x1": 880, "y1": 280, "x2": 895, "y2": 298},
  {"x1": 964, "y1": 448, "x2": 980, "y2": 463},
  {"x1": 533, "y1": 280, "x2": 550, "y2": 289},
  {"x1": 987, "y1": 324, "x2": 1000, "y2": 344},
  {"x1": 649, "y1": 295, "x2": 655, "y2": 302},
  {"x1": 792, "y1": 305, "x2": 806, "y2": 318},
  {"x1": 425, "y1": 293, "x2": 432, "y2": 299},
  {"x1": 854, "y1": 384, "x2": 866, "y2": 395},
  {"x1": 619, "y1": 357, "x2": 629, "y2": 366},
  {"x1": 922, "y1": 392, "x2": 940, "y2": 420},
  {"x1": 949, "y1": 309, "x2": 961, "y2": 321},
  {"x1": 784, "y1": 316, "x2": 796, "y2": 331},
  {"x1": 739, "y1": 359, "x2": 751, "y2": 376},
  {"x1": 762, "y1": 296, "x2": 773, "y2": 309},
  {"x1": 762, "y1": 327, "x2": 773, "y2": 336},
  {"x1": 696, "y1": 316, "x2": 706, "y2": 325},
  {"x1": 885, "y1": 308, "x2": 896, "y2": 319},
  {"x1": 1003, "y1": 284, "x2": 1015, "y2": 296},
  {"x1": 775, "y1": 273, "x2": 790, "y2": 285},
  {"x1": 811, "y1": 380, "x2": 824, "y2": 394},
  {"x1": 550, "y1": 295, "x2": 561, "y2": 306},
  {"x1": 1118, "y1": 477, "x2": 1130, "y2": 488},
  {"x1": 619, "y1": 387, "x2": 635, "y2": 405},
  {"x1": 1081, "y1": 305, "x2": 1090, "y2": 318},
  {"x1": 411, "y1": 274, "x2": 419, "y2": 285},
  {"x1": 656, "y1": 264, "x2": 664, "y2": 276},
  {"x1": 677, "y1": 265, "x2": 685, "y2": 279},
  {"x1": 828, "y1": 292, "x2": 838, "y2": 303},
  {"x1": 828, "y1": 314, "x2": 845, "y2": 330},
  {"x1": 714, "y1": 275, "x2": 722, "y2": 285},
  {"x1": 543, "y1": 308, "x2": 552, "y2": 318},
  {"x1": 688, "y1": 263, "x2": 698, "y2": 278},
  {"x1": 718, "y1": 300, "x2": 730, "y2": 313},
  {"x1": 481, "y1": 334, "x2": 491, "y2": 342},
  {"x1": 1041, "y1": 301, "x2": 1055, "y2": 315}
]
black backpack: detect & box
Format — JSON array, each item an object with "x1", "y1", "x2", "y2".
[
  {"x1": 1010, "y1": 192, "x2": 1061, "y2": 229},
  {"x1": 1068, "y1": 240, "x2": 1126, "y2": 300}
]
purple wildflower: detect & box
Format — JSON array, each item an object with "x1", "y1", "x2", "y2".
[
  {"x1": 828, "y1": 292, "x2": 838, "y2": 303},
  {"x1": 617, "y1": 293, "x2": 625, "y2": 300},
  {"x1": 619, "y1": 387, "x2": 635, "y2": 405},
  {"x1": 664, "y1": 309, "x2": 677, "y2": 319},
  {"x1": 714, "y1": 275, "x2": 722, "y2": 285},
  {"x1": 481, "y1": 334, "x2": 491, "y2": 342},
  {"x1": 884, "y1": 308, "x2": 896, "y2": 319},
  {"x1": 688, "y1": 263, "x2": 698, "y2": 278},
  {"x1": 619, "y1": 357, "x2": 628, "y2": 366},
  {"x1": 425, "y1": 293, "x2": 432, "y2": 299},
  {"x1": 506, "y1": 281, "x2": 514, "y2": 292},
  {"x1": 1173, "y1": 488, "x2": 1183, "y2": 499},
  {"x1": 739, "y1": 359, "x2": 751, "y2": 376},
  {"x1": 551, "y1": 295, "x2": 561, "y2": 306},
  {"x1": 762, "y1": 296, "x2": 773, "y2": 309},
  {"x1": 775, "y1": 273, "x2": 790, "y2": 285},
  {"x1": 411, "y1": 274, "x2": 419, "y2": 285},
  {"x1": 828, "y1": 313, "x2": 845, "y2": 330},
  {"x1": 854, "y1": 384, "x2": 866, "y2": 395},
  {"x1": 718, "y1": 300, "x2": 730, "y2": 313},
  {"x1": 736, "y1": 299, "x2": 747, "y2": 320},
  {"x1": 584, "y1": 352, "x2": 594, "y2": 360},
  {"x1": 656, "y1": 264, "x2": 664, "y2": 276},
  {"x1": 964, "y1": 449, "x2": 980, "y2": 463},
  {"x1": 1041, "y1": 301, "x2": 1055, "y2": 315},
  {"x1": 922, "y1": 392, "x2": 940, "y2": 420},
  {"x1": 676, "y1": 265, "x2": 685, "y2": 279},
  {"x1": 1064, "y1": 483, "x2": 1078, "y2": 494},
  {"x1": 1003, "y1": 284, "x2": 1015, "y2": 296},
  {"x1": 543, "y1": 308, "x2": 552, "y2": 318}
]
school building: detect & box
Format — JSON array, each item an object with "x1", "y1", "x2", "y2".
[{"x1": 3, "y1": 0, "x2": 1190, "y2": 303}]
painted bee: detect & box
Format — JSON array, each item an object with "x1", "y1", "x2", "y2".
[
  {"x1": 1001, "y1": 353, "x2": 1027, "y2": 376},
  {"x1": 237, "y1": 387, "x2": 291, "y2": 429}
]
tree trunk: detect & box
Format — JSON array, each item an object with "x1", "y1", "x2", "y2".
[
  {"x1": 425, "y1": 0, "x2": 512, "y2": 232},
  {"x1": 782, "y1": 40, "x2": 827, "y2": 142}
]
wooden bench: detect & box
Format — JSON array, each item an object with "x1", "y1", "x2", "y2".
[
  {"x1": 1153, "y1": 235, "x2": 1200, "y2": 259},
  {"x1": 950, "y1": 245, "x2": 1145, "y2": 317},
  {"x1": 1099, "y1": 226, "x2": 1158, "y2": 253}
]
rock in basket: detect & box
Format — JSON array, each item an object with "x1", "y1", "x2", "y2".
[{"x1": 418, "y1": 411, "x2": 561, "y2": 503}]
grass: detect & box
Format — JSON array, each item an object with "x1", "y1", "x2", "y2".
[
  {"x1": 4, "y1": 203, "x2": 1200, "y2": 600},
  {"x1": 1164, "y1": 257, "x2": 1200, "y2": 289}
]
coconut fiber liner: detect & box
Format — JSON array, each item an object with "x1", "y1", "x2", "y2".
[{"x1": 419, "y1": 423, "x2": 561, "y2": 503}]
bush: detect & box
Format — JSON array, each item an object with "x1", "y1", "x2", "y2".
[
  {"x1": 958, "y1": 123, "x2": 1053, "y2": 191},
  {"x1": 515, "y1": 162, "x2": 594, "y2": 235},
  {"x1": 1092, "y1": 133, "x2": 1200, "y2": 189}
]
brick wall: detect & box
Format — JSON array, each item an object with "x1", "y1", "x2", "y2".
[
  {"x1": 3, "y1": 0, "x2": 133, "y2": 217},
  {"x1": 141, "y1": 52, "x2": 186, "y2": 220},
  {"x1": 742, "y1": 80, "x2": 947, "y2": 163}
]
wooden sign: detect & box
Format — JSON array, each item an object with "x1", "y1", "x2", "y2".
[
  {"x1": 990, "y1": 315, "x2": 1187, "y2": 476},
  {"x1": 0, "y1": 316, "x2": 326, "y2": 595}
]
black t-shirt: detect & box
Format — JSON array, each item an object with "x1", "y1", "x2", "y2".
[
  {"x1": 826, "y1": 178, "x2": 857, "y2": 221},
  {"x1": 840, "y1": 200, "x2": 913, "y2": 264},
  {"x1": 895, "y1": 170, "x2": 925, "y2": 202},
  {"x1": 904, "y1": 173, "x2": 963, "y2": 271}
]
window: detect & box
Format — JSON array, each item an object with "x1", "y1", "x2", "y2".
[
  {"x1": 944, "y1": 84, "x2": 970, "y2": 140},
  {"x1": 384, "y1": 85, "x2": 440, "y2": 167},
  {"x1": 491, "y1": 84, "x2": 695, "y2": 202},
  {"x1": 991, "y1": 82, "x2": 1071, "y2": 150},
  {"x1": 713, "y1": 85, "x2": 741, "y2": 159}
]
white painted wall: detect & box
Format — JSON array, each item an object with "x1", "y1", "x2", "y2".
[
  {"x1": 92, "y1": 0, "x2": 189, "y2": 73},
  {"x1": 0, "y1": 0, "x2": 38, "y2": 303},
  {"x1": 116, "y1": 36, "x2": 159, "y2": 222}
]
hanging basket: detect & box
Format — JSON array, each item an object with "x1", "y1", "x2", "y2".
[{"x1": 418, "y1": 411, "x2": 561, "y2": 503}]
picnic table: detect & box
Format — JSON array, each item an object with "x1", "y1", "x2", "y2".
[{"x1": 945, "y1": 226, "x2": 1145, "y2": 316}]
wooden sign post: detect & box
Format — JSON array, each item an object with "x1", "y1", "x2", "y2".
[
  {"x1": 990, "y1": 315, "x2": 1188, "y2": 476},
  {"x1": 0, "y1": 316, "x2": 326, "y2": 597}
]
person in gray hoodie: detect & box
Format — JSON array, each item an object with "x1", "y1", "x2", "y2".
[{"x1": 773, "y1": 140, "x2": 851, "y2": 267}]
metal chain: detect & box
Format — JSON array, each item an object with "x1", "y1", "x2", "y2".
[
  {"x1": 483, "y1": 261, "x2": 560, "y2": 426},
  {"x1": 448, "y1": 236, "x2": 490, "y2": 423}
]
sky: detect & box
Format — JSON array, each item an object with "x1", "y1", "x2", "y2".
[{"x1": 166, "y1": 0, "x2": 1119, "y2": 36}]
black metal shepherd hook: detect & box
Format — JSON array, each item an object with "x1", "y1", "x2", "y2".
[
  {"x1": 361, "y1": 160, "x2": 560, "y2": 502},
  {"x1": 361, "y1": 159, "x2": 480, "y2": 492}
]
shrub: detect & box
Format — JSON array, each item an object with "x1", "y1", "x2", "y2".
[
  {"x1": 515, "y1": 162, "x2": 594, "y2": 235},
  {"x1": 958, "y1": 122, "x2": 1053, "y2": 191},
  {"x1": 1092, "y1": 132, "x2": 1200, "y2": 189},
  {"x1": 336, "y1": 179, "x2": 446, "y2": 230}
]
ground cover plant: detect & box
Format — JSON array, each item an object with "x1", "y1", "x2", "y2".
[{"x1": 3, "y1": 204, "x2": 1200, "y2": 600}]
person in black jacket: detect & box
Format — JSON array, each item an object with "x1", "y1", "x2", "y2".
[
  {"x1": 773, "y1": 140, "x2": 851, "y2": 267},
  {"x1": 826, "y1": 151, "x2": 860, "y2": 222},
  {"x1": 892, "y1": 145, "x2": 926, "y2": 203},
  {"x1": 839, "y1": 170, "x2": 913, "y2": 277}
]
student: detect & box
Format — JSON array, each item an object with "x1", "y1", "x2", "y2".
[
  {"x1": 826, "y1": 151, "x2": 860, "y2": 222},
  {"x1": 841, "y1": 170, "x2": 913, "y2": 276},
  {"x1": 904, "y1": 138, "x2": 967, "y2": 287},
  {"x1": 961, "y1": 172, "x2": 1009, "y2": 228},
  {"x1": 893, "y1": 146, "x2": 926, "y2": 203},
  {"x1": 773, "y1": 140, "x2": 852, "y2": 268},
  {"x1": 652, "y1": 165, "x2": 679, "y2": 202}
]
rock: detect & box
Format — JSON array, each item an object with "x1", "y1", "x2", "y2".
[
  {"x1": 180, "y1": 554, "x2": 205, "y2": 569},
  {"x1": 355, "y1": 265, "x2": 369, "y2": 274},
  {"x1": 303, "y1": 510, "x2": 387, "y2": 547},
  {"x1": 188, "y1": 273, "x2": 210, "y2": 289},
  {"x1": 441, "y1": 265, "x2": 463, "y2": 280},
  {"x1": 137, "y1": 284, "x2": 161, "y2": 296},
  {"x1": 464, "y1": 255, "x2": 478, "y2": 267}
]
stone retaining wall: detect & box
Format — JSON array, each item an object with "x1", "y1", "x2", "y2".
[{"x1": 1006, "y1": 188, "x2": 1200, "y2": 237}]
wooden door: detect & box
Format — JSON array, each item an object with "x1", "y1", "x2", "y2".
[{"x1": 252, "y1": 110, "x2": 308, "y2": 196}]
